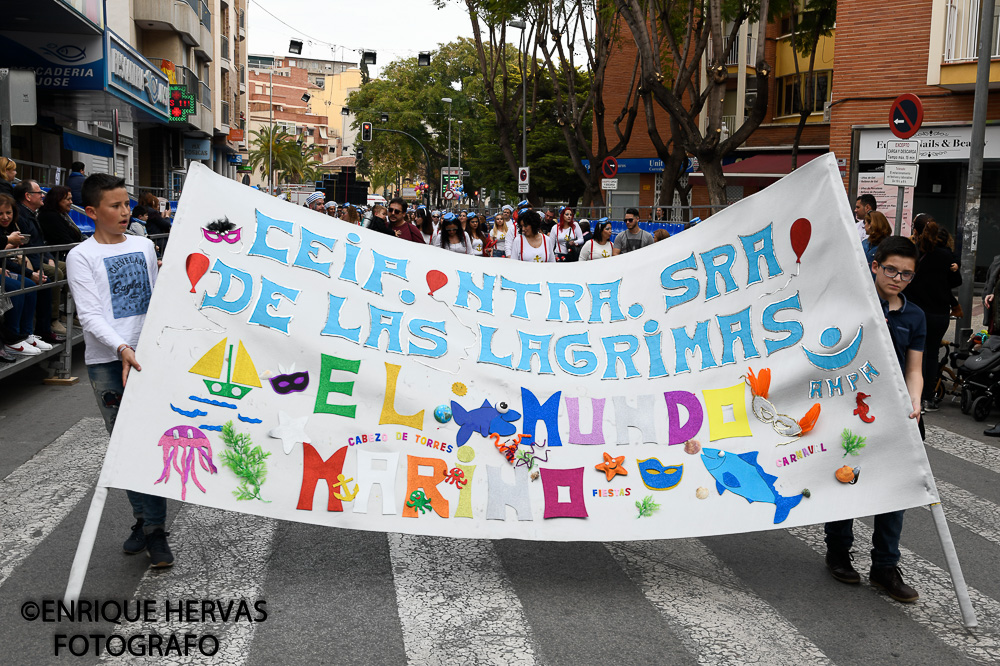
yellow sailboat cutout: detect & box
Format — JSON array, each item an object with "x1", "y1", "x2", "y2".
[{"x1": 189, "y1": 338, "x2": 261, "y2": 400}]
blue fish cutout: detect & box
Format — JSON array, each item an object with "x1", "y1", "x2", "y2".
[
  {"x1": 700, "y1": 448, "x2": 803, "y2": 524},
  {"x1": 451, "y1": 399, "x2": 521, "y2": 446},
  {"x1": 637, "y1": 458, "x2": 684, "y2": 490}
]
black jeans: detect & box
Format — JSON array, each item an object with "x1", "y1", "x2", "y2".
[{"x1": 922, "y1": 312, "x2": 951, "y2": 401}]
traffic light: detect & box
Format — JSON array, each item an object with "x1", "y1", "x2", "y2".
[
  {"x1": 361, "y1": 122, "x2": 372, "y2": 142},
  {"x1": 356, "y1": 148, "x2": 365, "y2": 161}
]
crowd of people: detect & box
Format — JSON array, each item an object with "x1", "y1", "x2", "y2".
[
  {"x1": 0, "y1": 159, "x2": 174, "y2": 363},
  {"x1": 298, "y1": 189, "x2": 672, "y2": 263}
]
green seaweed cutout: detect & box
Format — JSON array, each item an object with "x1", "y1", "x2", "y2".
[
  {"x1": 841, "y1": 428, "x2": 867, "y2": 457},
  {"x1": 636, "y1": 495, "x2": 661, "y2": 518},
  {"x1": 219, "y1": 420, "x2": 271, "y2": 502}
]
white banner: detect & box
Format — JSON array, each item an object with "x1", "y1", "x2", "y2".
[{"x1": 98, "y1": 156, "x2": 939, "y2": 541}]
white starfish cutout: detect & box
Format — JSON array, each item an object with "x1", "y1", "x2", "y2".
[{"x1": 268, "y1": 411, "x2": 310, "y2": 455}]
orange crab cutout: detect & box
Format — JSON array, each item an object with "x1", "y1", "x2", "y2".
[
  {"x1": 595, "y1": 452, "x2": 628, "y2": 481},
  {"x1": 747, "y1": 367, "x2": 771, "y2": 399}
]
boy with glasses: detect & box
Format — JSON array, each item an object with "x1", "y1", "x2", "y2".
[
  {"x1": 824, "y1": 236, "x2": 924, "y2": 603},
  {"x1": 386, "y1": 198, "x2": 424, "y2": 244}
]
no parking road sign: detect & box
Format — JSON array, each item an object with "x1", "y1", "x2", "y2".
[
  {"x1": 889, "y1": 94, "x2": 923, "y2": 140},
  {"x1": 601, "y1": 156, "x2": 619, "y2": 179},
  {"x1": 518, "y1": 166, "x2": 529, "y2": 194}
]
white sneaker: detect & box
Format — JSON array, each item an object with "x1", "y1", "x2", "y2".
[
  {"x1": 25, "y1": 335, "x2": 53, "y2": 351},
  {"x1": 6, "y1": 340, "x2": 42, "y2": 356}
]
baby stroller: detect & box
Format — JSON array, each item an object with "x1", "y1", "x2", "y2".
[{"x1": 960, "y1": 335, "x2": 1000, "y2": 420}]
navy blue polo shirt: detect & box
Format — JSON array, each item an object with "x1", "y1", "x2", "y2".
[{"x1": 881, "y1": 293, "x2": 926, "y2": 372}]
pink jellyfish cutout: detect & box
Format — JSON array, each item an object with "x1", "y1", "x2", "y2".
[
  {"x1": 790, "y1": 218, "x2": 812, "y2": 264},
  {"x1": 426, "y1": 270, "x2": 448, "y2": 296},
  {"x1": 154, "y1": 425, "x2": 217, "y2": 500},
  {"x1": 186, "y1": 253, "x2": 211, "y2": 293}
]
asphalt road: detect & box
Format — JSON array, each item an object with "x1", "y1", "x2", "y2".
[{"x1": 1, "y1": 354, "x2": 998, "y2": 665}]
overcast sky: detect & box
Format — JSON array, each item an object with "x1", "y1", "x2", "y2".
[{"x1": 247, "y1": 0, "x2": 477, "y2": 77}]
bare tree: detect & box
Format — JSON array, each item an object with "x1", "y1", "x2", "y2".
[
  {"x1": 535, "y1": 0, "x2": 641, "y2": 206},
  {"x1": 612, "y1": 0, "x2": 773, "y2": 206}
]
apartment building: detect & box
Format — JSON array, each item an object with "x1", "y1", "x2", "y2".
[
  {"x1": 0, "y1": 0, "x2": 248, "y2": 198},
  {"x1": 833, "y1": 0, "x2": 1000, "y2": 273},
  {"x1": 246, "y1": 55, "x2": 359, "y2": 188},
  {"x1": 598, "y1": 16, "x2": 835, "y2": 216}
]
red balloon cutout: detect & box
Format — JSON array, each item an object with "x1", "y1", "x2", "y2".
[
  {"x1": 790, "y1": 217, "x2": 812, "y2": 264},
  {"x1": 186, "y1": 253, "x2": 210, "y2": 293},
  {"x1": 426, "y1": 270, "x2": 448, "y2": 296}
]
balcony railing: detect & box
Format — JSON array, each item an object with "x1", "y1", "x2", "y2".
[
  {"x1": 944, "y1": 0, "x2": 1000, "y2": 62},
  {"x1": 239, "y1": 9, "x2": 245, "y2": 29},
  {"x1": 200, "y1": 82, "x2": 211, "y2": 110},
  {"x1": 222, "y1": 101, "x2": 231, "y2": 126},
  {"x1": 239, "y1": 65, "x2": 245, "y2": 84},
  {"x1": 181, "y1": 0, "x2": 198, "y2": 14},
  {"x1": 201, "y1": 0, "x2": 211, "y2": 29},
  {"x1": 221, "y1": 35, "x2": 230, "y2": 60},
  {"x1": 707, "y1": 28, "x2": 758, "y2": 66}
]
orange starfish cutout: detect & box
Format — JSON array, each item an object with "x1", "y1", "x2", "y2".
[{"x1": 595, "y1": 452, "x2": 628, "y2": 481}]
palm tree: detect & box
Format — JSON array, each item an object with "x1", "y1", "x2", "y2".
[
  {"x1": 282, "y1": 142, "x2": 326, "y2": 184},
  {"x1": 247, "y1": 126, "x2": 297, "y2": 187}
]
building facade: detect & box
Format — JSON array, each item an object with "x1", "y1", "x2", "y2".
[
  {"x1": 598, "y1": 16, "x2": 834, "y2": 218},
  {"x1": 246, "y1": 55, "x2": 362, "y2": 189},
  {"x1": 832, "y1": 0, "x2": 1000, "y2": 273},
  {"x1": 1, "y1": 0, "x2": 248, "y2": 199}
]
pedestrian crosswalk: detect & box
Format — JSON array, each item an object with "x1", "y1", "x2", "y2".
[{"x1": 1, "y1": 417, "x2": 999, "y2": 665}]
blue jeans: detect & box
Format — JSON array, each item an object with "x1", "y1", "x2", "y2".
[
  {"x1": 88, "y1": 361, "x2": 167, "y2": 533},
  {"x1": 824, "y1": 510, "x2": 905, "y2": 568},
  {"x1": 2, "y1": 275, "x2": 37, "y2": 340}
]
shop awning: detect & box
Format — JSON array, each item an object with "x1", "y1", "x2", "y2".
[
  {"x1": 691, "y1": 152, "x2": 826, "y2": 179},
  {"x1": 62, "y1": 129, "x2": 113, "y2": 158}
]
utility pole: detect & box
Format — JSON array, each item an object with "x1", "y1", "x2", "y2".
[
  {"x1": 457, "y1": 120, "x2": 463, "y2": 202},
  {"x1": 957, "y1": 0, "x2": 995, "y2": 343},
  {"x1": 268, "y1": 67, "x2": 273, "y2": 195}
]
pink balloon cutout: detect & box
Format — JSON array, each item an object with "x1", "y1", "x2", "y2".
[
  {"x1": 790, "y1": 218, "x2": 812, "y2": 264},
  {"x1": 186, "y1": 253, "x2": 210, "y2": 293},
  {"x1": 426, "y1": 270, "x2": 448, "y2": 296}
]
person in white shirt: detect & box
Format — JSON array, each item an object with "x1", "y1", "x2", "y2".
[
  {"x1": 66, "y1": 173, "x2": 173, "y2": 568},
  {"x1": 579, "y1": 220, "x2": 619, "y2": 261},
  {"x1": 467, "y1": 213, "x2": 492, "y2": 256},
  {"x1": 491, "y1": 206, "x2": 512, "y2": 257},
  {"x1": 436, "y1": 215, "x2": 474, "y2": 255},
  {"x1": 415, "y1": 207, "x2": 436, "y2": 244},
  {"x1": 854, "y1": 194, "x2": 876, "y2": 242},
  {"x1": 550, "y1": 206, "x2": 583, "y2": 261},
  {"x1": 510, "y1": 210, "x2": 555, "y2": 263}
]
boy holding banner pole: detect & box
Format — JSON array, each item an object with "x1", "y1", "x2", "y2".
[
  {"x1": 66, "y1": 174, "x2": 173, "y2": 569},
  {"x1": 824, "y1": 236, "x2": 925, "y2": 603}
]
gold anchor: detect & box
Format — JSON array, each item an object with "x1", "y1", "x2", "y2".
[{"x1": 332, "y1": 473, "x2": 359, "y2": 501}]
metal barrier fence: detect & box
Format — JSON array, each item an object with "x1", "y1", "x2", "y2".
[{"x1": 0, "y1": 233, "x2": 169, "y2": 383}]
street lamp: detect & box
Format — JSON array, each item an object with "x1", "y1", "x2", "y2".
[
  {"x1": 509, "y1": 19, "x2": 527, "y2": 168},
  {"x1": 457, "y1": 120, "x2": 463, "y2": 199},
  {"x1": 442, "y1": 97, "x2": 453, "y2": 202}
]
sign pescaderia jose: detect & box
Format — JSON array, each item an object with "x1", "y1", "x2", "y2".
[{"x1": 0, "y1": 31, "x2": 104, "y2": 90}]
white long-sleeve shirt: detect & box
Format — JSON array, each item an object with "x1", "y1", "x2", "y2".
[
  {"x1": 550, "y1": 222, "x2": 583, "y2": 256},
  {"x1": 67, "y1": 235, "x2": 158, "y2": 365}
]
